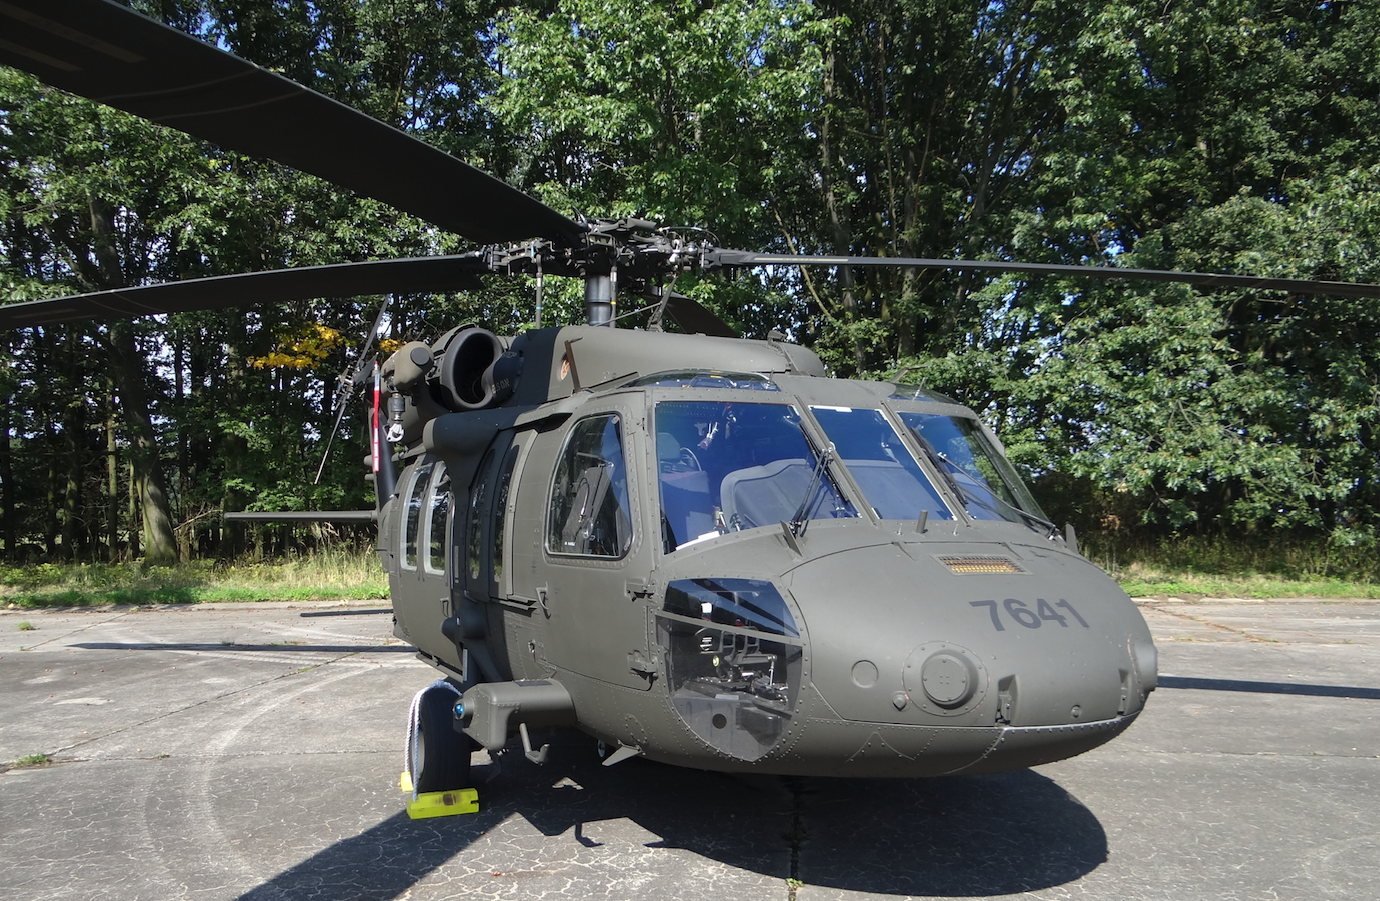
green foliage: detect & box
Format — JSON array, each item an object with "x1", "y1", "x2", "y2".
[
  {"x1": 2, "y1": 0, "x2": 1379, "y2": 560},
  {"x1": 876, "y1": 0, "x2": 1380, "y2": 544},
  {"x1": 494, "y1": 0, "x2": 830, "y2": 231},
  {"x1": 10, "y1": 753, "x2": 50, "y2": 768},
  {"x1": 489, "y1": 0, "x2": 837, "y2": 332},
  {"x1": 1116, "y1": 573, "x2": 1380, "y2": 601},
  {"x1": 0, "y1": 2, "x2": 503, "y2": 561},
  {"x1": 1089, "y1": 532, "x2": 1380, "y2": 583}
]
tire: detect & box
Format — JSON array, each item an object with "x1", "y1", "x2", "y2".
[{"x1": 414, "y1": 687, "x2": 471, "y2": 793}]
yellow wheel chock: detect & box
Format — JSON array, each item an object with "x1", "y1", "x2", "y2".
[
  {"x1": 401, "y1": 771, "x2": 479, "y2": 818},
  {"x1": 403, "y1": 782, "x2": 480, "y2": 819}
]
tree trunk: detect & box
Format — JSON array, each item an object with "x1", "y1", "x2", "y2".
[
  {"x1": 106, "y1": 375, "x2": 119, "y2": 563},
  {"x1": 818, "y1": 46, "x2": 865, "y2": 373},
  {"x1": 87, "y1": 191, "x2": 179, "y2": 565},
  {"x1": 0, "y1": 336, "x2": 13, "y2": 561},
  {"x1": 40, "y1": 352, "x2": 58, "y2": 559},
  {"x1": 61, "y1": 331, "x2": 82, "y2": 561},
  {"x1": 107, "y1": 322, "x2": 178, "y2": 565},
  {"x1": 127, "y1": 459, "x2": 140, "y2": 560}
]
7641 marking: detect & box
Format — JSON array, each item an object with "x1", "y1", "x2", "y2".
[{"x1": 969, "y1": 598, "x2": 1089, "y2": 631}]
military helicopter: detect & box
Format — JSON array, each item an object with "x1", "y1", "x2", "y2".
[{"x1": 6, "y1": 0, "x2": 1380, "y2": 796}]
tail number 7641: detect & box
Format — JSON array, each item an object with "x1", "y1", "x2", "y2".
[{"x1": 969, "y1": 598, "x2": 1089, "y2": 631}]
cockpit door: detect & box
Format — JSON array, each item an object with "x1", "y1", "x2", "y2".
[{"x1": 539, "y1": 394, "x2": 654, "y2": 690}]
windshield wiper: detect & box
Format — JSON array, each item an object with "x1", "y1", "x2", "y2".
[
  {"x1": 909, "y1": 427, "x2": 1056, "y2": 536},
  {"x1": 933, "y1": 451, "x2": 1059, "y2": 536},
  {"x1": 789, "y1": 443, "x2": 835, "y2": 537},
  {"x1": 910, "y1": 429, "x2": 970, "y2": 505}
]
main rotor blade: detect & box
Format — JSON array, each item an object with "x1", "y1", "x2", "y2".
[
  {"x1": 709, "y1": 251, "x2": 1380, "y2": 299},
  {"x1": 0, "y1": 256, "x2": 487, "y2": 328},
  {"x1": 0, "y1": 0, "x2": 584, "y2": 246}
]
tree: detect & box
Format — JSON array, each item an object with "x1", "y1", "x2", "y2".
[
  {"x1": 913, "y1": 0, "x2": 1380, "y2": 541},
  {"x1": 490, "y1": 0, "x2": 835, "y2": 335},
  {"x1": 3, "y1": 0, "x2": 1377, "y2": 559}
]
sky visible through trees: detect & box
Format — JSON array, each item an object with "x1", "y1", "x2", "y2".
[{"x1": 1, "y1": 0, "x2": 1376, "y2": 563}]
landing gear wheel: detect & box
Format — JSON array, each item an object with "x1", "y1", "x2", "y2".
[{"x1": 413, "y1": 686, "x2": 471, "y2": 793}]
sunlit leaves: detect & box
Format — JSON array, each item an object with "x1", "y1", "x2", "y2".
[{"x1": 248, "y1": 323, "x2": 348, "y2": 369}]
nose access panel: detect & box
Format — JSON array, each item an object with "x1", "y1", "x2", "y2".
[
  {"x1": 903, "y1": 642, "x2": 986, "y2": 714},
  {"x1": 921, "y1": 655, "x2": 969, "y2": 704}
]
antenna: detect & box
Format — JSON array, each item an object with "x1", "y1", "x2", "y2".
[{"x1": 314, "y1": 296, "x2": 391, "y2": 484}]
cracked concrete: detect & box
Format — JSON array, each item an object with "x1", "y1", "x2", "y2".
[{"x1": 2, "y1": 599, "x2": 1377, "y2": 900}]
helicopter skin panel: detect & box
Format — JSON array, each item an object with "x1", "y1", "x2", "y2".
[
  {"x1": 536, "y1": 401, "x2": 658, "y2": 693},
  {"x1": 631, "y1": 517, "x2": 1151, "y2": 776},
  {"x1": 505, "y1": 326, "x2": 827, "y2": 408},
  {"x1": 787, "y1": 541, "x2": 1148, "y2": 728},
  {"x1": 0, "y1": 0, "x2": 584, "y2": 246}
]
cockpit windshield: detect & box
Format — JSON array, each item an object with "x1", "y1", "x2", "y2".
[
  {"x1": 896, "y1": 412, "x2": 1047, "y2": 525},
  {"x1": 655, "y1": 401, "x2": 856, "y2": 551},
  {"x1": 807, "y1": 407, "x2": 953, "y2": 521}
]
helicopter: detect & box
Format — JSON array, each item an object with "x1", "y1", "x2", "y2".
[{"x1": 5, "y1": 0, "x2": 1380, "y2": 797}]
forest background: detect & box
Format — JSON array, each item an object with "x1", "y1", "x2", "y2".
[{"x1": 2, "y1": 0, "x2": 1378, "y2": 596}]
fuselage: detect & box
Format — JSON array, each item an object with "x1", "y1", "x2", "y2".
[{"x1": 382, "y1": 325, "x2": 1157, "y2": 777}]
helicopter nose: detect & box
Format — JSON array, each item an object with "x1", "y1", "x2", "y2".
[{"x1": 785, "y1": 541, "x2": 1155, "y2": 734}]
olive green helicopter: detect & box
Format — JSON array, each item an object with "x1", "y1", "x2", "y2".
[{"x1": 6, "y1": 0, "x2": 1380, "y2": 796}]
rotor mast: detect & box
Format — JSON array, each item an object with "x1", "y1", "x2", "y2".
[{"x1": 584, "y1": 274, "x2": 615, "y2": 327}]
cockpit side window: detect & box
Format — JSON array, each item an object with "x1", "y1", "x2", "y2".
[
  {"x1": 402, "y1": 462, "x2": 434, "y2": 570},
  {"x1": 808, "y1": 407, "x2": 953, "y2": 521},
  {"x1": 424, "y1": 463, "x2": 450, "y2": 575},
  {"x1": 547, "y1": 414, "x2": 633, "y2": 558}
]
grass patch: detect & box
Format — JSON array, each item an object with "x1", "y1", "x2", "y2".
[
  {"x1": 7, "y1": 536, "x2": 1379, "y2": 606},
  {"x1": 11, "y1": 753, "x2": 50, "y2": 768},
  {"x1": 1088, "y1": 534, "x2": 1380, "y2": 600},
  {"x1": 1115, "y1": 569, "x2": 1380, "y2": 600},
  {"x1": 0, "y1": 550, "x2": 388, "y2": 609}
]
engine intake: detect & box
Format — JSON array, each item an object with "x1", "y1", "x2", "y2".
[{"x1": 432, "y1": 325, "x2": 519, "y2": 411}]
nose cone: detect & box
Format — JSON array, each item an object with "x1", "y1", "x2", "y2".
[{"x1": 784, "y1": 539, "x2": 1155, "y2": 771}]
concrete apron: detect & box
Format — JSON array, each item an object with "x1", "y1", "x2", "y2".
[{"x1": 1, "y1": 598, "x2": 1377, "y2": 901}]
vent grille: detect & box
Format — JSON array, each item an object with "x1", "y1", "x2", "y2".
[{"x1": 938, "y1": 556, "x2": 1022, "y2": 575}]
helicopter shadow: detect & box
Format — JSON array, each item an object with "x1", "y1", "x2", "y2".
[
  {"x1": 72, "y1": 641, "x2": 413, "y2": 654},
  {"x1": 788, "y1": 767, "x2": 1108, "y2": 896},
  {"x1": 234, "y1": 731, "x2": 1105, "y2": 899},
  {"x1": 1159, "y1": 674, "x2": 1380, "y2": 700}
]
